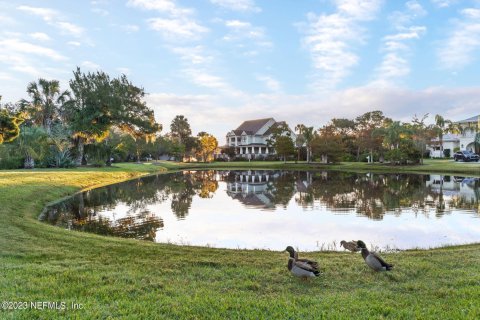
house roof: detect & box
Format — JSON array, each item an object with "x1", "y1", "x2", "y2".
[
  {"x1": 235, "y1": 118, "x2": 274, "y2": 135},
  {"x1": 263, "y1": 121, "x2": 287, "y2": 135},
  {"x1": 457, "y1": 115, "x2": 480, "y2": 124}
]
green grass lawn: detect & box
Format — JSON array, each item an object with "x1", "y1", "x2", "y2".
[
  {"x1": 156, "y1": 158, "x2": 480, "y2": 176},
  {"x1": 1, "y1": 162, "x2": 480, "y2": 319}
]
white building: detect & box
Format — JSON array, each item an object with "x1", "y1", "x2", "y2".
[
  {"x1": 429, "y1": 115, "x2": 480, "y2": 158},
  {"x1": 225, "y1": 118, "x2": 296, "y2": 159}
]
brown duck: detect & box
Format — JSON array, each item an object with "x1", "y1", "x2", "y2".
[{"x1": 340, "y1": 240, "x2": 360, "y2": 252}]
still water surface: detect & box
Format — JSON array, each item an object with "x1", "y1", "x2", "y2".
[{"x1": 40, "y1": 170, "x2": 480, "y2": 251}]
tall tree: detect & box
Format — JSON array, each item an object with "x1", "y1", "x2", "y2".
[
  {"x1": 26, "y1": 78, "x2": 70, "y2": 135},
  {"x1": 295, "y1": 124, "x2": 314, "y2": 163},
  {"x1": 354, "y1": 111, "x2": 392, "y2": 162},
  {"x1": 65, "y1": 68, "x2": 161, "y2": 165},
  {"x1": 113, "y1": 75, "x2": 162, "y2": 162},
  {"x1": 434, "y1": 114, "x2": 446, "y2": 157},
  {"x1": 198, "y1": 132, "x2": 218, "y2": 162},
  {"x1": 170, "y1": 115, "x2": 192, "y2": 160},
  {"x1": 311, "y1": 125, "x2": 344, "y2": 163},
  {"x1": 410, "y1": 114, "x2": 435, "y2": 164},
  {"x1": 65, "y1": 68, "x2": 114, "y2": 165},
  {"x1": 0, "y1": 97, "x2": 24, "y2": 144},
  {"x1": 268, "y1": 122, "x2": 294, "y2": 162}
]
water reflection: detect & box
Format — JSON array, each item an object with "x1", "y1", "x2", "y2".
[{"x1": 40, "y1": 170, "x2": 480, "y2": 249}]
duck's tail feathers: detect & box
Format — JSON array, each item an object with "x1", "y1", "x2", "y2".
[
  {"x1": 386, "y1": 264, "x2": 394, "y2": 271},
  {"x1": 313, "y1": 270, "x2": 321, "y2": 277}
]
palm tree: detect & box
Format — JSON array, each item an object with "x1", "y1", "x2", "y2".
[
  {"x1": 16, "y1": 126, "x2": 48, "y2": 168},
  {"x1": 295, "y1": 124, "x2": 314, "y2": 163},
  {"x1": 434, "y1": 115, "x2": 445, "y2": 157},
  {"x1": 26, "y1": 79, "x2": 70, "y2": 135}
]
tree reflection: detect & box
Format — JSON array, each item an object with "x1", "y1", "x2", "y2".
[{"x1": 41, "y1": 170, "x2": 480, "y2": 241}]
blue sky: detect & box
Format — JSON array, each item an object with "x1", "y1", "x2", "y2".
[{"x1": 1, "y1": 0, "x2": 480, "y2": 139}]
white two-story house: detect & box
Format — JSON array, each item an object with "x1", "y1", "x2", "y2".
[
  {"x1": 226, "y1": 118, "x2": 296, "y2": 159},
  {"x1": 429, "y1": 115, "x2": 480, "y2": 157}
]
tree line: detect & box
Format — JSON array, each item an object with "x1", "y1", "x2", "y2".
[
  {"x1": 0, "y1": 68, "x2": 218, "y2": 169},
  {"x1": 257, "y1": 111, "x2": 466, "y2": 164}
]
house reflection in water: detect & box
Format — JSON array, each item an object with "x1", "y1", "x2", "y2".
[
  {"x1": 226, "y1": 170, "x2": 277, "y2": 209},
  {"x1": 426, "y1": 175, "x2": 480, "y2": 214},
  {"x1": 224, "y1": 170, "x2": 313, "y2": 209}
]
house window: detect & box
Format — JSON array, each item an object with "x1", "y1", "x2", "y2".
[
  {"x1": 237, "y1": 137, "x2": 241, "y2": 142},
  {"x1": 242, "y1": 137, "x2": 246, "y2": 142},
  {"x1": 230, "y1": 138, "x2": 235, "y2": 142}
]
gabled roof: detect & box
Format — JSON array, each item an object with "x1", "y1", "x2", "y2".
[
  {"x1": 263, "y1": 121, "x2": 287, "y2": 135},
  {"x1": 457, "y1": 115, "x2": 480, "y2": 124},
  {"x1": 235, "y1": 118, "x2": 273, "y2": 135}
]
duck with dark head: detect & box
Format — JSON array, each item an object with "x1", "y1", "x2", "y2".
[{"x1": 356, "y1": 240, "x2": 394, "y2": 272}]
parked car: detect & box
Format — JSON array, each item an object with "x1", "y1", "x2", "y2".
[{"x1": 453, "y1": 150, "x2": 480, "y2": 162}]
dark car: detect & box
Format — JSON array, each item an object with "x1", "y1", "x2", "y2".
[{"x1": 453, "y1": 150, "x2": 480, "y2": 162}]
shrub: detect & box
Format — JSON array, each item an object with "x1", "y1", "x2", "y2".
[
  {"x1": 0, "y1": 157, "x2": 23, "y2": 169},
  {"x1": 444, "y1": 149, "x2": 451, "y2": 158}
]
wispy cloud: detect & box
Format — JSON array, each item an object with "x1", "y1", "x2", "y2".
[
  {"x1": 299, "y1": 0, "x2": 383, "y2": 91},
  {"x1": 147, "y1": 86, "x2": 480, "y2": 139},
  {"x1": 210, "y1": 0, "x2": 260, "y2": 13},
  {"x1": 373, "y1": 1, "x2": 427, "y2": 85},
  {"x1": 170, "y1": 46, "x2": 213, "y2": 65},
  {"x1": 81, "y1": 60, "x2": 101, "y2": 70},
  {"x1": 147, "y1": 17, "x2": 208, "y2": 40},
  {"x1": 0, "y1": 38, "x2": 67, "y2": 61},
  {"x1": 438, "y1": 8, "x2": 480, "y2": 70},
  {"x1": 431, "y1": 0, "x2": 458, "y2": 8},
  {"x1": 29, "y1": 32, "x2": 51, "y2": 42},
  {"x1": 256, "y1": 75, "x2": 281, "y2": 92},
  {"x1": 127, "y1": 0, "x2": 208, "y2": 41},
  {"x1": 127, "y1": 0, "x2": 193, "y2": 16},
  {"x1": 222, "y1": 19, "x2": 272, "y2": 51},
  {"x1": 16, "y1": 5, "x2": 85, "y2": 38}
]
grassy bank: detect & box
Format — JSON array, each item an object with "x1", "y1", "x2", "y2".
[
  {"x1": 156, "y1": 158, "x2": 480, "y2": 176},
  {"x1": 1, "y1": 163, "x2": 480, "y2": 319}
]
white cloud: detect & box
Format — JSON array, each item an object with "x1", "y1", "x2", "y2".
[
  {"x1": 127, "y1": 0, "x2": 193, "y2": 16},
  {"x1": 128, "y1": 0, "x2": 207, "y2": 41},
  {"x1": 92, "y1": 7, "x2": 109, "y2": 16},
  {"x1": 300, "y1": 0, "x2": 382, "y2": 91},
  {"x1": 210, "y1": 0, "x2": 261, "y2": 13},
  {"x1": 146, "y1": 86, "x2": 480, "y2": 140},
  {"x1": 373, "y1": 1, "x2": 426, "y2": 85},
  {"x1": 17, "y1": 5, "x2": 85, "y2": 38},
  {"x1": 56, "y1": 22, "x2": 85, "y2": 37},
  {"x1": 0, "y1": 38, "x2": 66, "y2": 61},
  {"x1": 30, "y1": 32, "x2": 51, "y2": 41},
  {"x1": 16, "y1": 5, "x2": 58, "y2": 21},
  {"x1": 67, "y1": 41, "x2": 81, "y2": 47},
  {"x1": 431, "y1": 0, "x2": 458, "y2": 8},
  {"x1": 170, "y1": 46, "x2": 213, "y2": 65},
  {"x1": 81, "y1": 60, "x2": 101, "y2": 70},
  {"x1": 438, "y1": 8, "x2": 480, "y2": 69},
  {"x1": 147, "y1": 18, "x2": 208, "y2": 40},
  {"x1": 256, "y1": 75, "x2": 281, "y2": 92},
  {"x1": 222, "y1": 19, "x2": 272, "y2": 53}
]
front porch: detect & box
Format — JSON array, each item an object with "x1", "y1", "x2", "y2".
[{"x1": 236, "y1": 145, "x2": 272, "y2": 159}]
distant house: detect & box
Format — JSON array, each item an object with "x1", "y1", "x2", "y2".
[
  {"x1": 225, "y1": 118, "x2": 296, "y2": 159},
  {"x1": 428, "y1": 115, "x2": 480, "y2": 157}
]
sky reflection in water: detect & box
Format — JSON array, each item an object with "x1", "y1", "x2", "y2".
[{"x1": 40, "y1": 170, "x2": 480, "y2": 251}]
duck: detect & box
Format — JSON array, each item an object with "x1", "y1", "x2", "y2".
[
  {"x1": 287, "y1": 257, "x2": 320, "y2": 279},
  {"x1": 285, "y1": 246, "x2": 319, "y2": 270},
  {"x1": 356, "y1": 240, "x2": 394, "y2": 271},
  {"x1": 340, "y1": 240, "x2": 360, "y2": 252}
]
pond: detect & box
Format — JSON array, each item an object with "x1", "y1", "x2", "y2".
[{"x1": 40, "y1": 170, "x2": 480, "y2": 251}]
